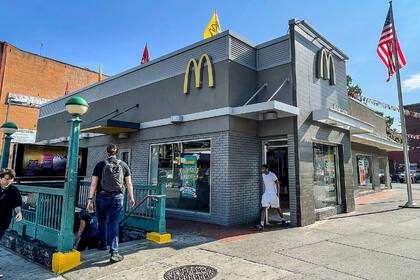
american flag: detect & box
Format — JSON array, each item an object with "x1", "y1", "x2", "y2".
[{"x1": 377, "y1": 7, "x2": 406, "y2": 81}]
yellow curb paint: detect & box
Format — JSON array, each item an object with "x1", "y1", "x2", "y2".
[
  {"x1": 52, "y1": 250, "x2": 81, "y2": 273},
  {"x1": 146, "y1": 232, "x2": 172, "y2": 244}
]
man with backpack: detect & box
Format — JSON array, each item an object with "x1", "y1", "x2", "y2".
[{"x1": 87, "y1": 144, "x2": 135, "y2": 262}]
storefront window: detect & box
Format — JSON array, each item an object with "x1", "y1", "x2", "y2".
[
  {"x1": 313, "y1": 143, "x2": 339, "y2": 209},
  {"x1": 356, "y1": 155, "x2": 372, "y2": 188},
  {"x1": 149, "y1": 140, "x2": 211, "y2": 212}
]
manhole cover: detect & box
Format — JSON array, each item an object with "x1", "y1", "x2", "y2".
[{"x1": 164, "y1": 265, "x2": 217, "y2": 280}]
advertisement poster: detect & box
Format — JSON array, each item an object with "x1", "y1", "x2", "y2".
[
  {"x1": 179, "y1": 155, "x2": 199, "y2": 198},
  {"x1": 14, "y1": 144, "x2": 87, "y2": 177},
  {"x1": 358, "y1": 159, "x2": 367, "y2": 186}
]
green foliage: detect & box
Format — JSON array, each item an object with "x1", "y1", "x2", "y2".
[{"x1": 347, "y1": 75, "x2": 362, "y2": 97}]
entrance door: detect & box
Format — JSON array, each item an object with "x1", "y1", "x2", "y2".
[{"x1": 263, "y1": 140, "x2": 289, "y2": 210}]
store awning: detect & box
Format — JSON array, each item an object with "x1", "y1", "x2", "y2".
[
  {"x1": 232, "y1": 100, "x2": 299, "y2": 120},
  {"x1": 313, "y1": 108, "x2": 374, "y2": 134},
  {"x1": 351, "y1": 133, "x2": 402, "y2": 151},
  {"x1": 81, "y1": 119, "x2": 140, "y2": 134}
]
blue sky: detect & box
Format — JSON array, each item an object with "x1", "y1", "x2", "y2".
[{"x1": 1, "y1": 0, "x2": 419, "y2": 129}]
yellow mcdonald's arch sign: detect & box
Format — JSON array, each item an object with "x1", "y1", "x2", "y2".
[
  {"x1": 183, "y1": 53, "x2": 215, "y2": 94},
  {"x1": 316, "y1": 48, "x2": 336, "y2": 86}
]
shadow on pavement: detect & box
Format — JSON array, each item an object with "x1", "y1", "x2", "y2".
[
  {"x1": 166, "y1": 218, "x2": 293, "y2": 249},
  {"x1": 325, "y1": 208, "x2": 403, "y2": 220}
]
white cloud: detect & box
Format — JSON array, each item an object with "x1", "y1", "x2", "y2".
[{"x1": 403, "y1": 73, "x2": 420, "y2": 92}]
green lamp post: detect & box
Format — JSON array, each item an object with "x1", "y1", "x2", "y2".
[
  {"x1": 0, "y1": 121, "x2": 18, "y2": 169},
  {"x1": 57, "y1": 97, "x2": 88, "y2": 252}
]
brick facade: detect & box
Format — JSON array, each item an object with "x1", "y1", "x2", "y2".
[{"x1": 0, "y1": 42, "x2": 102, "y2": 152}]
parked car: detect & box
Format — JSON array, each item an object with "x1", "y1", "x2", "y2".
[{"x1": 395, "y1": 164, "x2": 418, "y2": 183}]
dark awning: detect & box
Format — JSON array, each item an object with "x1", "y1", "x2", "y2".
[{"x1": 81, "y1": 119, "x2": 140, "y2": 135}]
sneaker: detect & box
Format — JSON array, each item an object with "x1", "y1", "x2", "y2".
[
  {"x1": 254, "y1": 224, "x2": 264, "y2": 231},
  {"x1": 110, "y1": 252, "x2": 124, "y2": 262}
]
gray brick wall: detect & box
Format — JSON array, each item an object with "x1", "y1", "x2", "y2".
[
  {"x1": 287, "y1": 134, "x2": 298, "y2": 226},
  {"x1": 226, "y1": 131, "x2": 261, "y2": 225},
  {"x1": 293, "y1": 24, "x2": 355, "y2": 225}
]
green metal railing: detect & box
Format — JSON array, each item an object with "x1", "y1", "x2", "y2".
[
  {"x1": 78, "y1": 181, "x2": 166, "y2": 234},
  {"x1": 77, "y1": 180, "x2": 90, "y2": 208},
  {"x1": 9, "y1": 184, "x2": 65, "y2": 248},
  {"x1": 8, "y1": 181, "x2": 166, "y2": 249}
]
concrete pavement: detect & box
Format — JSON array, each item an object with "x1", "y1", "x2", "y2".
[
  {"x1": 0, "y1": 246, "x2": 64, "y2": 280},
  {"x1": 2, "y1": 183, "x2": 420, "y2": 279}
]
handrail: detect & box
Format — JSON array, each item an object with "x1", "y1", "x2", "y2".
[
  {"x1": 244, "y1": 82, "x2": 268, "y2": 106},
  {"x1": 267, "y1": 78, "x2": 290, "y2": 102},
  {"x1": 119, "y1": 194, "x2": 165, "y2": 225}
]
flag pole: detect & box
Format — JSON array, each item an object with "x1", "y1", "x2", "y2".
[{"x1": 389, "y1": 0, "x2": 416, "y2": 207}]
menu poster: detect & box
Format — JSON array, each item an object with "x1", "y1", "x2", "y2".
[{"x1": 179, "y1": 155, "x2": 199, "y2": 198}]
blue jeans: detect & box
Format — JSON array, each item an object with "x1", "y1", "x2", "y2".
[{"x1": 96, "y1": 192, "x2": 124, "y2": 253}]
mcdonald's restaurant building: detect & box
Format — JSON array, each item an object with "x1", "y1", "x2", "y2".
[{"x1": 35, "y1": 19, "x2": 400, "y2": 227}]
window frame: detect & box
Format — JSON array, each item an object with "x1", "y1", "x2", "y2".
[{"x1": 148, "y1": 138, "x2": 212, "y2": 213}]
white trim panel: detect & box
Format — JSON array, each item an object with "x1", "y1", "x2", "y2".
[
  {"x1": 313, "y1": 108, "x2": 374, "y2": 134},
  {"x1": 140, "y1": 101, "x2": 298, "y2": 129},
  {"x1": 351, "y1": 134, "x2": 403, "y2": 152}
]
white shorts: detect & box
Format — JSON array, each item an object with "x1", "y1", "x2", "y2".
[{"x1": 261, "y1": 192, "x2": 280, "y2": 208}]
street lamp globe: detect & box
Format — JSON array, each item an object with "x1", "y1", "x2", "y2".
[
  {"x1": 0, "y1": 122, "x2": 18, "y2": 135},
  {"x1": 65, "y1": 96, "x2": 89, "y2": 116}
]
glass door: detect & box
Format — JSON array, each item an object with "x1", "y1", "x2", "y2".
[{"x1": 313, "y1": 143, "x2": 339, "y2": 209}]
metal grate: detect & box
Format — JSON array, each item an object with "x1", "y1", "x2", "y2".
[{"x1": 164, "y1": 265, "x2": 217, "y2": 280}]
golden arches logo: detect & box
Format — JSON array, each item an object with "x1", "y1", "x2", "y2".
[
  {"x1": 183, "y1": 53, "x2": 215, "y2": 94},
  {"x1": 316, "y1": 48, "x2": 336, "y2": 86}
]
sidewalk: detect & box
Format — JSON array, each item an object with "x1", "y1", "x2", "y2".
[
  {"x1": 0, "y1": 246, "x2": 63, "y2": 280},
  {"x1": 2, "y1": 183, "x2": 420, "y2": 279}
]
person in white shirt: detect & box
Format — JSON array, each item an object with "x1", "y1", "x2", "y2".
[{"x1": 256, "y1": 164, "x2": 285, "y2": 230}]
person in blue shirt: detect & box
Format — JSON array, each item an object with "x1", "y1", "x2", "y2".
[{"x1": 74, "y1": 209, "x2": 99, "y2": 251}]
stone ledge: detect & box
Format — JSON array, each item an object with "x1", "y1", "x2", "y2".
[{"x1": 0, "y1": 230, "x2": 56, "y2": 268}]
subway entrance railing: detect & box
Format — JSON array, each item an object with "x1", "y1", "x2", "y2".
[
  {"x1": 8, "y1": 181, "x2": 168, "y2": 250},
  {"x1": 78, "y1": 181, "x2": 167, "y2": 234}
]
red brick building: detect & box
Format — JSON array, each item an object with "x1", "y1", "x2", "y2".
[
  {"x1": 0, "y1": 41, "x2": 104, "y2": 152},
  {"x1": 389, "y1": 103, "x2": 420, "y2": 175}
]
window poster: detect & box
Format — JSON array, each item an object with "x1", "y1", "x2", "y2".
[
  {"x1": 179, "y1": 154, "x2": 199, "y2": 198},
  {"x1": 358, "y1": 159, "x2": 367, "y2": 186}
]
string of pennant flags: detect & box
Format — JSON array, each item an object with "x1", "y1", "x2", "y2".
[
  {"x1": 407, "y1": 134, "x2": 420, "y2": 140},
  {"x1": 347, "y1": 92, "x2": 420, "y2": 147},
  {"x1": 348, "y1": 92, "x2": 420, "y2": 119}
]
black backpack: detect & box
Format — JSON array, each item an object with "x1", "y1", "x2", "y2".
[{"x1": 100, "y1": 158, "x2": 124, "y2": 193}]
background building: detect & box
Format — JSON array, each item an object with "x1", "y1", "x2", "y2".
[
  {"x1": 348, "y1": 98, "x2": 401, "y2": 194},
  {"x1": 389, "y1": 103, "x2": 420, "y2": 178},
  {"x1": 0, "y1": 41, "x2": 103, "y2": 151}
]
